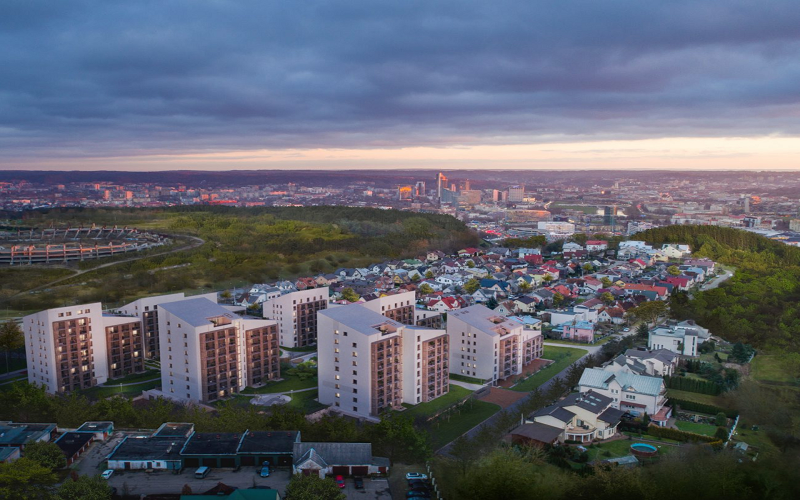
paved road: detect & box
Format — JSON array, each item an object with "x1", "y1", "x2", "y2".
[
  {"x1": 10, "y1": 235, "x2": 206, "y2": 297},
  {"x1": 699, "y1": 270, "x2": 733, "y2": 291}
]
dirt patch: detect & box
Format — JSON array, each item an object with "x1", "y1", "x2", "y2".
[
  {"x1": 478, "y1": 387, "x2": 527, "y2": 409},
  {"x1": 496, "y1": 358, "x2": 553, "y2": 388}
]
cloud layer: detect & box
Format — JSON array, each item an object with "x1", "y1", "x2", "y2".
[{"x1": 1, "y1": 0, "x2": 800, "y2": 164}]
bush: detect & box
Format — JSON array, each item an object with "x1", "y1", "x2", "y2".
[
  {"x1": 715, "y1": 412, "x2": 727, "y2": 427},
  {"x1": 665, "y1": 375, "x2": 723, "y2": 395},
  {"x1": 715, "y1": 427, "x2": 729, "y2": 441},
  {"x1": 670, "y1": 398, "x2": 738, "y2": 418},
  {"x1": 647, "y1": 425, "x2": 717, "y2": 443}
]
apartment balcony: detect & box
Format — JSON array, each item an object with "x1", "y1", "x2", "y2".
[{"x1": 566, "y1": 423, "x2": 597, "y2": 436}]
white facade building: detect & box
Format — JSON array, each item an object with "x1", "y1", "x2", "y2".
[
  {"x1": 578, "y1": 368, "x2": 669, "y2": 422},
  {"x1": 262, "y1": 287, "x2": 329, "y2": 348}
]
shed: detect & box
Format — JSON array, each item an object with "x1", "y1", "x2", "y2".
[
  {"x1": 509, "y1": 422, "x2": 563, "y2": 448},
  {"x1": 76, "y1": 421, "x2": 114, "y2": 441},
  {"x1": 293, "y1": 442, "x2": 389, "y2": 478},
  {"x1": 107, "y1": 435, "x2": 187, "y2": 471},
  {"x1": 55, "y1": 432, "x2": 94, "y2": 465}
]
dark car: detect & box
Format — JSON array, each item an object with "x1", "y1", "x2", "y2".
[
  {"x1": 407, "y1": 489, "x2": 432, "y2": 498},
  {"x1": 408, "y1": 479, "x2": 430, "y2": 489},
  {"x1": 354, "y1": 476, "x2": 364, "y2": 489}
]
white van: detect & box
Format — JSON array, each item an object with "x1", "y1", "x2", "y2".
[{"x1": 195, "y1": 466, "x2": 210, "y2": 479}]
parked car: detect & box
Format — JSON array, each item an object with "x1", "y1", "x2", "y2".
[
  {"x1": 623, "y1": 327, "x2": 630, "y2": 332},
  {"x1": 407, "y1": 490, "x2": 431, "y2": 498},
  {"x1": 101, "y1": 470, "x2": 114, "y2": 480},
  {"x1": 405, "y1": 472, "x2": 428, "y2": 481},
  {"x1": 354, "y1": 476, "x2": 364, "y2": 489},
  {"x1": 408, "y1": 479, "x2": 429, "y2": 490},
  {"x1": 335, "y1": 475, "x2": 346, "y2": 488},
  {"x1": 259, "y1": 462, "x2": 270, "y2": 478}
]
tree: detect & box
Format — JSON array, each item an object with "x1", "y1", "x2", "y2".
[
  {"x1": 542, "y1": 274, "x2": 554, "y2": 283},
  {"x1": 0, "y1": 320, "x2": 24, "y2": 374},
  {"x1": 485, "y1": 297, "x2": 498, "y2": 310},
  {"x1": 425, "y1": 270, "x2": 434, "y2": 279},
  {"x1": 715, "y1": 412, "x2": 727, "y2": 427},
  {"x1": 518, "y1": 281, "x2": 531, "y2": 293},
  {"x1": 582, "y1": 263, "x2": 594, "y2": 275},
  {"x1": 600, "y1": 277, "x2": 613, "y2": 288},
  {"x1": 600, "y1": 292, "x2": 615, "y2": 305},
  {"x1": 636, "y1": 322, "x2": 649, "y2": 340},
  {"x1": 466, "y1": 260, "x2": 476, "y2": 268},
  {"x1": 418, "y1": 283, "x2": 433, "y2": 295},
  {"x1": 25, "y1": 441, "x2": 67, "y2": 470},
  {"x1": 340, "y1": 288, "x2": 360, "y2": 303},
  {"x1": 572, "y1": 233, "x2": 588, "y2": 245},
  {"x1": 0, "y1": 458, "x2": 57, "y2": 500},
  {"x1": 285, "y1": 473, "x2": 345, "y2": 500},
  {"x1": 220, "y1": 290, "x2": 232, "y2": 299},
  {"x1": 57, "y1": 474, "x2": 112, "y2": 500},
  {"x1": 464, "y1": 278, "x2": 481, "y2": 294},
  {"x1": 714, "y1": 426, "x2": 729, "y2": 441},
  {"x1": 552, "y1": 293, "x2": 564, "y2": 307},
  {"x1": 629, "y1": 301, "x2": 668, "y2": 326},
  {"x1": 667, "y1": 265, "x2": 681, "y2": 276},
  {"x1": 369, "y1": 414, "x2": 430, "y2": 464}
]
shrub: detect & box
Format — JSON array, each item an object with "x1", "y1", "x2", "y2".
[
  {"x1": 670, "y1": 398, "x2": 738, "y2": 418},
  {"x1": 647, "y1": 425, "x2": 716, "y2": 443}
]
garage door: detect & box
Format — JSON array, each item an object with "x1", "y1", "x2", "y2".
[
  {"x1": 240, "y1": 456, "x2": 255, "y2": 467},
  {"x1": 220, "y1": 458, "x2": 236, "y2": 468},
  {"x1": 184, "y1": 458, "x2": 199, "y2": 468},
  {"x1": 331, "y1": 466, "x2": 350, "y2": 476},
  {"x1": 351, "y1": 466, "x2": 368, "y2": 476}
]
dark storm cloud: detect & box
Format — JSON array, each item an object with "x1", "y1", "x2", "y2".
[{"x1": 1, "y1": 0, "x2": 799, "y2": 160}]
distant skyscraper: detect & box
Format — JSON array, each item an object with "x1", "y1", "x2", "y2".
[
  {"x1": 436, "y1": 173, "x2": 447, "y2": 199},
  {"x1": 743, "y1": 196, "x2": 750, "y2": 213},
  {"x1": 508, "y1": 185, "x2": 525, "y2": 202},
  {"x1": 414, "y1": 181, "x2": 426, "y2": 197}
]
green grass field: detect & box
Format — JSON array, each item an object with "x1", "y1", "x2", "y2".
[
  {"x1": 402, "y1": 385, "x2": 473, "y2": 419},
  {"x1": 667, "y1": 389, "x2": 726, "y2": 407},
  {"x1": 104, "y1": 369, "x2": 160, "y2": 385},
  {"x1": 286, "y1": 389, "x2": 327, "y2": 414},
  {"x1": 80, "y1": 379, "x2": 160, "y2": 399},
  {"x1": 511, "y1": 346, "x2": 585, "y2": 392},
  {"x1": 751, "y1": 355, "x2": 798, "y2": 385},
  {"x1": 449, "y1": 373, "x2": 485, "y2": 385},
  {"x1": 428, "y1": 399, "x2": 501, "y2": 449},
  {"x1": 242, "y1": 376, "x2": 317, "y2": 394},
  {"x1": 584, "y1": 439, "x2": 638, "y2": 461},
  {"x1": 675, "y1": 420, "x2": 718, "y2": 436},
  {"x1": 0, "y1": 357, "x2": 27, "y2": 375}
]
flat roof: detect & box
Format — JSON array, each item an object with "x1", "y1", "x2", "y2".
[
  {"x1": 237, "y1": 430, "x2": 299, "y2": 454},
  {"x1": 0, "y1": 422, "x2": 56, "y2": 446},
  {"x1": 153, "y1": 422, "x2": 195, "y2": 438},
  {"x1": 109, "y1": 436, "x2": 187, "y2": 462},
  {"x1": 76, "y1": 421, "x2": 114, "y2": 433},
  {"x1": 56, "y1": 432, "x2": 94, "y2": 458},
  {"x1": 447, "y1": 305, "x2": 521, "y2": 337},
  {"x1": 318, "y1": 304, "x2": 403, "y2": 336},
  {"x1": 158, "y1": 298, "x2": 236, "y2": 328},
  {"x1": 181, "y1": 432, "x2": 244, "y2": 456}
]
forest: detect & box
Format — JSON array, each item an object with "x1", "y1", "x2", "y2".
[
  {"x1": 1, "y1": 206, "x2": 478, "y2": 312},
  {"x1": 636, "y1": 225, "x2": 800, "y2": 353}
]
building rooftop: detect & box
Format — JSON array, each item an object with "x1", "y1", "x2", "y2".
[
  {"x1": 153, "y1": 422, "x2": 195, "y2": 438},
  {"x1": 76, "y1": 421, "x2": 114, "y2": 433},
  {"x1": 0, "y1": 422, "x2": 56, "y2": 446},
  {"x1": 181, "y1": 432, "x2": 245, "y2": 456},
  {"x1": 56, "y1": 432, "x2": 94, "y2": 458},
  {"x1": 108, "y1": 435, "x2": 187, "y2": 462},
  {"x1": 293, "y1": 442, "x2": 385, "y2": 467},
  {"x1": 447, "y1": 305, "x2": 521, "y2": 337},
  {"x1": 510, "y1": 422, "x2": 563, "y2": 444},
  {"x1": 318, "y1": 304, "x2": 403, "y2": 336},
  {"x1": 579, "y1": 368, "x2": 664, "y2": 396},
  {"x1": 237, "y1": 430, "x2": 300, "y2": 454},
  {"x1": 158, "y1": 298, "x2": 237, "y2": 328}
]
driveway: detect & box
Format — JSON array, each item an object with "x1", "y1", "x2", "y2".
[
  {"x1": 72, "y1": 432, "x2": 130, "y2": 477},
  {"x1": 105, "y1": 466, "x2": 291, "y2": 496},
  {"x1": 343, "y1": 477, "x2": 391, "y2": 500}
]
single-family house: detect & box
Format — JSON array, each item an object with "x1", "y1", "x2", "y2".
[{"x1": 578, "y1": 368, "x2": 670, "y2": 425}]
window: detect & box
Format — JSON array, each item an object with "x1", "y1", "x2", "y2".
[{"x1": 353, "y1": 388, "x2": 358, "y2": 393}]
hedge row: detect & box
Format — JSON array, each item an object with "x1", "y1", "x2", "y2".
[
  {"x1": 670, "y1": 398, "x2": 738, "y2": 419},
  {"x1": 646, "y1": 425, "x2": 717, "y2": 443},
  {"x1": 665, "y1": 375, "x2": 723, "y2": 395}
]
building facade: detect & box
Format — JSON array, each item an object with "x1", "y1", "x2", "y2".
[
  {"x1": 262, "y1": 287, "x2": 329, "y2": 348},
  {"x1": 158, "y1": 298, "x2": 279, "y2": 403},
  {"x1": 317, "y1": 304, "x2": 449, "y2": 420},
  {"x1": 360, "y1": 290, "x2": 416, "y2": 325},
  {"x1": 23, "y1": 303, "x2": 147, "y2": 394}
]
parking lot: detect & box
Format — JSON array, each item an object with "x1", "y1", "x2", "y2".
[
  {"x1": 104, "y1": 467, "x2": 291, "y2": 496},
  {"x1": 341, "y1": 476, "x2": 391, "y2": 500}
]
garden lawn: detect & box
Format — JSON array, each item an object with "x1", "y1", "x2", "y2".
[
  {"x1": 750, "y1": 354, "x2": 798, "y2": 384},
  {"x1": 585, "y1": 439, "x2": 636, "y2": 461},
  {"x1": 429, "y1": 400, "x2": 501, "y2": 449},
  {"x1": 449, "y1": 373, "x2": 485, "y2": 385},
  {"x1": 402, "y1": 385, "x2": 473, "y2": 419},
  {"x1": 242, "y1": 376, "x2": 317, "y2": 394},
  {"x1": 512, "y1": 346, "x2": 585, "y2": 392},
  {"x1": 667, "y1": 389, "x2": 727, "y2": 407},
  {"x1": 286, "y1": 389, "x2": 327, "y2": 413},
  {"x1": 0, "y1": 357, "x2": 26, "y2": 375},
  {"x1": 675, "y1": 420, "x2": 718, "y2": 436},
  {"x1": 81, "y1": 379, "x2": 160, "y2": 399},
  {"x1": 104, "y1": 369, "x2": 160, "y2": 385}
]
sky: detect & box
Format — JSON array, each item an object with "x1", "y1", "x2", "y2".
[{"x1": 1, "y1": 0, "x2": 800, "y2": 171}]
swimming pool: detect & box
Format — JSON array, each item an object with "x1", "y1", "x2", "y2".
[{"x1": 630, "y1": 443, "x2": 658, "y2": 457}]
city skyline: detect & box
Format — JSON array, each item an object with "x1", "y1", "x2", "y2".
[{"x1": 2, "y1": 1, "x2": 800, "y2": 171}]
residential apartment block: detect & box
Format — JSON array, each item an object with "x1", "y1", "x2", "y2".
[
  {"x1": 117, "y1": 292, "x2": 218, "y2": 360},
  {"x1": 262, "y1": 287, "x2": 329, "y2": 348},
  {"x1": 157, "y1": 298, "x2": 279, "y2": 403},
  {"x1": 23, "y1": 303, "x2": 144, "y2": 394},
  {"x1": 317, "y1": 304, "x2": 448, "y2": 420},
  {"x1": 360, "y1": 290, "x2": 415, "y2": 325},
  {"x1": 447, "y1": 305, "x2": 542, "y2": 382}
]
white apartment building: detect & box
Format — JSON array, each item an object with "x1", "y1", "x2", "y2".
[
  {"x1": 23, "y1": 303, "x2": 145, "y2": 394},
  {"x1": 262, "y1": 287, "x2": 329, "y2": 348},
  {"x1": 360, "y1": 290, "x2": 416, "y2": 325},
  {"x1": 447, "y1": 305, "x2": 541, "y2": 383},
  {"x1": 317, "y1": 305, "x2": 448, "y2": 420},
  {"x1": 117, "y1": 292, "x2": 218, "y2": 360},
  {"x1": 158, "y1": 298, "x2": 279, "y2": 403}
]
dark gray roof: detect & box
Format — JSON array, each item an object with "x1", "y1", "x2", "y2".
[
  {"x1": 108, "y1": 436, "x2": 187, "y2": 462},
  {"x1": 562, "y1": 391, "x2": 614, "y2": 414},
  {"x1": 56, "y1": 432, "x2": 93, "y2": 458},
  {"x1": 510, "y1": 422, "x2": 563, "y2": 443},
  {"x1": 293, "y1": 442, "x2": 376, "y2": 466},
  {"x1": 76, "y1": 421, "x2": 114, "y2": 433},
  {"x1": 624, "y1": 348, "x2": 677, "y2": 364},
  {"x1": 238, "y1": 430, "x2": 299, "y2": 454},
  {"x1": 181, "y1": 432, "x2": 244, "y2": 456},
  {"x1": 598, "y1": 407, "x2": 627, "y2": 425},
  {"x1": 153, "y1": 422, "x2": 195, "y2": 438},
  {"x1": 532, "y1": 404, "x2": 576, "y2": 423}
]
